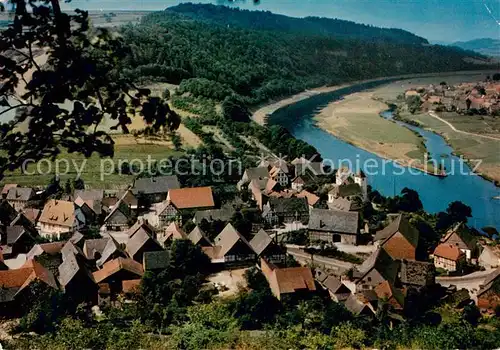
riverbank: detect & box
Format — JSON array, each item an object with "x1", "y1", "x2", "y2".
[
  {"x1": 313, "y1": 91, "x2": 436, "y2": 174},
  {"x1": 251, "y1": 70, "x2": 496, "y2": 126}
]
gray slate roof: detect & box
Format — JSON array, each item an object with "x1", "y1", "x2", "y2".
[
  {"x1": 58, "y1": 251, "x2": 94, "y2": 287},
  {"x1": 6, "y1": 226, "x2": 27, "y2": 245},
  {"x1": 308, "y1": 208, "x2": 359, "y2": 234},
  {"x1": 188, "y1": 226, "x2": 212, "y2": 246},
  {"x1": 354, "y1": 248, "x2": 399, "y2": 284},
  {"x1": 374, "y1": 214, "x2": 419, "y2": 247},
  {"x1": 400, "y1": 259, "x2": 435, "y2": 287},
  {"x1": 249, "y1": 229, "x2": 273, "y2": 256},
  {"x1": 126, "y1": 227, "x2": 162, "y2": 259},
  {"x1": 132, "y1": 176, "x2": 180, "y2": 195},
  {"x1": 83, "y1": 238, "x2": 110, "y2": 260},
  {"x1": 143, "y1": 251, "x2": 170, "y2": 271},
  {"x1": 6, "y1": 187, "x2": 34, "y2": 201},
  {"x1": 214, "y1": 223, "x2": 253, "y2": 258},
  {"x1": 194, "y1": 208, "x2": 234, "y2": 223},
  {"x1": 69, "y1": 231, "x2": 84, "y2": 245},
  {"x1": 344, "y1": 294, "x2": 371, "y2": 315}
]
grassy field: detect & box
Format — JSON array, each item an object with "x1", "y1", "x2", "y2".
[
  {"x1": 315, "y1": 92, "x2": 428, "y2": 166},
  {"x1": 370, "y1": 72, "x2": 500, "y2": 182},
  {"x1": 399, "y1": 110, "x2": 500, "y2": 182},
  {"x1": 0, "y1": 138, "x2": 183, "y2": 189}
]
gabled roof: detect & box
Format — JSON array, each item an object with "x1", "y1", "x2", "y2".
[
  {"x1": 322, "y1": 275, "x2": 350, "y2": 294},
  {"x1": 126, "y1": 227, "x2": 162, "y2": 259},
  {"x1": 103, "y1": 199, "x2": 131, "y2": 224},
  {"x1": 6, "y1": 226, "x2": 29, "y2": 245},
  {"x1": 263, "y1": 259, "x2": 316, "y2": 297},
  {"x1": 249, "y1": 229, "x2": 273, "y2": 256},
  {"x1": 69, "y1": 231, "x2": 84, "y2": 245},
  {"x1": 374, "y1": 214, "x2": 419, "y2": 248},
  {"x1": 250, "y1": 178, "x2": 278, "y2": 194},
  {"x1": 61, "y1": 241, "x2": 85, "y2": 260},
  {"x1": 74, "y1": 189, "x2": 104, "y2": 201},
  {"x1": 344, "y1": 294, "x2": 374, "y2": 315},
  {"x1": 164, "y1": 222, "x2": 188, "y2": 242},
  {"x1": 58, "y1": 251, "x2": 94, "y2": 287},
  {"x1": 167, "y1": 187, "x2": 215, "y2": 210},
  {"x1": 355, "y1": 248, "x2": 399, "y2": 284},
  {"x1": 274, "y1": 267, "x2": 316, "y2": 294},
  {"x1": 213, "y1": 223, "x2": 253, "y2": 258},
  {"x1": 0, "y1": 260, "x2": 57, "y2": 302},
  {"x1": 20, "y1": 208, "x2": 41, "y2": 225},
  {"x1": 26, "y1": 242, "x2": 65, "y2": 260},
  {"x1": 143, "y1": 251, "x2": 170, "y2": 271},
  {"x1": 132, "y1": 176, "x2": 180, "y2": 195},
  {"x1": 296, "y1": 190, "x2": 320, "y2": 207},
  {"x1": 244, "y1": 167, "x2": 270, "y2": 182},
  {"x1": 6, "y1": 187, "x2": 35, "y2": 201},
  {"x1": 188, "y1": 226, "x2": 212, "y2": 246},
  {"x1": 374, "y1": 281, "x2": 405, "y2": 310},
  {"x1": 93, "y1": 257, "x2": 144, "y2": 284},
  {"x1": 127, "y1": 220, "x2": 156, "y2": 238},
  {"x1": 327, "y1": 198, "x2": 357, "y2": 212},
  {"x1": 433, "y1": 244, "x2": 464, "y2": 261},
  {"x1": 38, "y1": 200, "x2": 76, "y2": 228},
  {"x1": 96, "y1": 236, "x2": 121, "y2": 267},
  {"x1": 308, "y1": 208, "x2": 359, "y2": 234},
  {"x1": 478, "y1": 268, "x2": 500, "y2": 296},
  {"x1": 1, "y1": 184, "x2": 17, "y2": 196},
  {"x1": 83, "y1": 238, "x2": 110, "y2": 260},
  {"x1": 194, "y1": 208, "x2": 234, "y2": 223},
  {"x1": 119, "y1": 189, "x2": 138, "y2": 207},
  {"x1": 441, "y1": 222, "x2": 477, "y2": 250},
  {"x1": 75, "y1": 197, "x2": 102, "y2": 215},
  {"x1": 479, "y1": 246, "x2": 500, "y2": 266}
]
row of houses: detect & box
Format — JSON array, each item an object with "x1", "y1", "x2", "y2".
[{"x1": 405, "y1": 81, "x2": 500, "y2": 115}]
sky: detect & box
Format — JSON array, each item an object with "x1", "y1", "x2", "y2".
[{"x1": 60, "y1": 0, "x2": 500, "y2": 43}]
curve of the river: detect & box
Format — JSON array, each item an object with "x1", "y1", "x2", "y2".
[{"x1": 268, "y1": 80, "x2": 500, "y2": 231}]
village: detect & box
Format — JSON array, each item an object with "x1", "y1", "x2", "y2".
[
  {"x1": 403, "y1": 77, "x2": 500, "y2": 115},
  {"x1": 1, "y1": 153, "x2": 500, "y2": 323}
]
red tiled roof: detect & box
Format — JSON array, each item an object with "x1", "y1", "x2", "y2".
[
  {"x1": 274, "y1": 267, "x2": 316, "y2": 294},
  {"x1": 93, "y1": 257, "x2": 144, "y2": 283},
  {"x1": 122, "y1": 279, "x2": 141, "y2": 294},
  {"x1": 0, "y1": 269, "x2": 33, "y2": 289},
  {"x1": 433, "y1": 244, "x2": 464, "y2": 261},
  {"x1": 167, "y1": 187, "x2": 215, "y2": 209},
  {"x1": 296, "y1": 190, "x2": 320, "y2": 206}
]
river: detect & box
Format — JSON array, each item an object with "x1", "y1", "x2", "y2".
[{"x1": 268, "y1": 80, "x2": 500, "y2": 231}]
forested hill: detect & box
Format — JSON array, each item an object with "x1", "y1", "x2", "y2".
[
  {"x1": 120, "y1": 4, "x2": 491, "y2": 106},
  {"x1": 166, "y1": 3, "x2": 428, "y2": 45}
]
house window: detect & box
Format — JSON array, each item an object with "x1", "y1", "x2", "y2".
[
  {"x1": 226, "y1": 255, "x2": 236, "y2": 262},
  {"x1": 367, "y1": 277, "x2": 372, "y2": 282}
]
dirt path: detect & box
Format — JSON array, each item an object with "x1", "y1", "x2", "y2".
[{"x1": 428, "y1": 111, "x2": 500, "y2": 141}]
